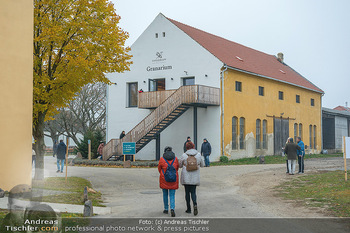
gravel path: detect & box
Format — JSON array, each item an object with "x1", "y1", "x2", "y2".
[{"x1": 42, "y1": 156, "x2": 347, "y2": 218}]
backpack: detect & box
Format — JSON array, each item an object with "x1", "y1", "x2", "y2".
[
  {"x1": 162, "y1": 158, "x2": 177, "y2": 182},
  {"x1": 186, "y1": 155, "x2": 198, "y2": 171}
]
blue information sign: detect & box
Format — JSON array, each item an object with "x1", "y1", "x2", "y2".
[{"x1": 122, "y1": 142, "x2": 136, "y2": 155}]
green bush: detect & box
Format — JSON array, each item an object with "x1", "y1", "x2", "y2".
[
  {"x1": 220, "y1": 155, "x2": 229, "y2": 163},
  {"x1": 74, "y1": 130, "x2": 104, "y2": 159}
]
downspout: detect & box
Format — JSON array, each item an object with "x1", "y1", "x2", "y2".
[
  {"x1": 221, "y1": 64, "x2": 228, "y2": 156},
  {"x1": 106, "y1": 84, "x2": 109, "y2": 143},
  {"x1": 320, "y1": 92, "x2": 324, "y2": 152}
]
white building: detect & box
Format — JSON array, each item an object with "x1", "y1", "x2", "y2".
[
  {"x1": 106, "y1": 13, "x2": 323, "y2": 161},
  {"x1": 106, "y1": 13, "x2": 222, "y2": 161}
]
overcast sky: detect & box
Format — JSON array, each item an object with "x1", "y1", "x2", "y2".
[{"x1": 111, "y1": 0, "x2": 349, "y2": 108}]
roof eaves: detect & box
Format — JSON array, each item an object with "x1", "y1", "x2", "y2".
[
  {"x1": 225, "y1": 65, "x2": 325, "y2": 95},
  {"x1": 322, "y1": 107, "x2": 350, "y2": 117},
  {"x1": 282, "y1": 60, "x2": 324, "y2": 94}
]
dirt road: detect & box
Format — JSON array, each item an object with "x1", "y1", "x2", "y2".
[{"x1": 43, "y1": 156, "x2": 346, "y2": 218}]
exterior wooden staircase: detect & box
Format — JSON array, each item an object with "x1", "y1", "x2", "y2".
[{"x1": 103, "y1": 85, "x2": 220, "y2": 161}]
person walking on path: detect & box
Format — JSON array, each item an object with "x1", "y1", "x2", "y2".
[
  {"x1": 283, "y1": 138, "x2": 289, "y2": 173},
  {"x1": 180, "y1": 142, "x2": 204, "y2": 216},
  {"x1": 56, "y1": 140, "x2": 67, "y2": 173},
  {"x1": 53, "y1": 140, "x2": 58, "y2": 157},
  {"x1": 200, "y1": 138, "x2": 212, "y2": 167},
  {"x1": 183, "y1": 136, "x2": 191, "y2": 152},
  {"x1": 97, "y1": 142, "x2": 104, "y2": 159},
  {"x1": 158, "y1": 146, "x2": 179, "y2": 217},
  {"x1": 297, "y1": 137, "x2": 305, "y2": 174},
  {"x1": 119, "y1": 131, "x2": 126, "y2": 139},
  {"x1": 284, "y1": 138, "x2": 301, "y2": 175}
]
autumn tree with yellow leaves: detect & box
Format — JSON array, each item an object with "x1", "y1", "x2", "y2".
[{"x1": 33, "y1": 0, "x2": 131, "y2": 179}]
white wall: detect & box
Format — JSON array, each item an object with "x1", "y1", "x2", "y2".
[{"x1": 107, "y1": 13, "x2": 223, "y2": 161}]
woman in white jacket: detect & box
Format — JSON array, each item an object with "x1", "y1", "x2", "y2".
[{"x1": 179, "y1": 142, "x2": 204, "y2": 216}]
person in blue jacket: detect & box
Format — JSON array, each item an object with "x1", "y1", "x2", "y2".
[{"x1": 296, "y1": 137, "x2": 305, "y2": 174}]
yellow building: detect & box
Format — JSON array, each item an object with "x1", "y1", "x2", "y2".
[
  {"x1": 222, "y1": 68, "x2": 322, "y2": 158},
  {"x1": 104, "y1": 14, "x2": 324, "y2": 161},
  {"x1": 169, "y1": 18, "x2": 324, "y2": 158},
  {"x1": 0, "y1": 0, "x2": 33, "y2": 190}
]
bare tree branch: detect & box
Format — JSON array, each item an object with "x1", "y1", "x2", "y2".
[{"x1": 44, "y1": 82, "x2": 106, "y2": 145}]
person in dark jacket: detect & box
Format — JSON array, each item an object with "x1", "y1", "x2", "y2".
[
  {"x1": 120, "y1": 131, "x2": 126, "y2": 139},
  {"x1": 158, "y1": 146, "x2": 179, "y2": 217},
  {"x1": 200, "y1": 138, "x2": 212, "y2": 167},
  {"x1": 183, "y1": 137, "x2": 191, "y2": 152},
  {"x1": 284, "y1": 138, "x2": 301, "y2": 175},
  {"x1": 297, "y1": 137, "x2": 305, "y2": 174},
  {"x1": 56, "y1": 140, "x2": 67, "y2": 173},
  {"x1": 53, "y1": 140, "x2": 58, "y2": 157}
]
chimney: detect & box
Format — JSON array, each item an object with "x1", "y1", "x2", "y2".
[{"x1": 277, "y1": 52, "x2": 284, "y2": 63}]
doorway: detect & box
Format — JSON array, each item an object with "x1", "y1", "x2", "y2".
[
  {"x1": 273, "y1": 117, "x2": 289, "y2": 155},
  {"x1": 149, "y1": 78, "x2": 165, "y2": 91},
  {"x1": 128, "y1": 82, "x2": 138, "y2": 107}
]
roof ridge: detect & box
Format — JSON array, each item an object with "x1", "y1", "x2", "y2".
[
  {"x1": 166, "y1": 17, "x2": 276, "y2": 59},
  {"x1": 282, "y1": 61, "x2": 324, "y2": 95},
  {"x1": 164, "y1": 15, "x2": 323, "y2": 94}
]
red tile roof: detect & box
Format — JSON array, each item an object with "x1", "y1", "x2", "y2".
[
  {"x1": 334, "y1": 106, "x2": 350, "y2": 112},
  {"x1": 167, "y1": 17, "x2": 324, "y2": 93}
]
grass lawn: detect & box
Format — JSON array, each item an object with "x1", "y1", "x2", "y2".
[
  {"x1": 0, "y1": 209, "x2": 83, "y2": 218},
  {"x1": 211, "y1": 153, "x2": 343, "y2": 166},
  {"x1": 32, "y1": 177, "x2": 105, "y2": 207},
  {"x1": 275, "y1": 170, "x2": 350, "y2": 217}
]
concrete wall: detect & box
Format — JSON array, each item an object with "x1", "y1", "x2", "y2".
[
  {"x1": 335, "y1": 116, "x2": 348, "y2": 149},
  {"x1": 0, "y1": 0, "x2": 33, "y2": 190},
  {"x1": 223, "y1": 69, "x2": 323, "y2": 159},
  {"x1": 107, "y1": 13, "x2": 222, "y2": 161}
]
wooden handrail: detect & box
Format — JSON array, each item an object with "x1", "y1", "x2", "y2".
[
  {"x1": 104, "y1": 85, "x2": 220, "y2": 158},
  {"x1": 138, "y1": 89, "x2": 176, "y2": 108}
]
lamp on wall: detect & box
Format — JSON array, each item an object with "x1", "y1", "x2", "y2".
[
  {"x1": 205, "y1": 74, "x2": 208, "y2": 77},
  {"x1": 171, "y1": 78, "x2": 174, "y2": 80},
  {"x1": 143, "y1": 81, "x2": 146, "y2": 83},
  {"x1": 184, "y1": 71, "x2": 188, "y2": 75}
]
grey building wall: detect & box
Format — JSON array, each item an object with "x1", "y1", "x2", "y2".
[{"x1": 334, "y1": 116, "x2": 349, "y2": 149}]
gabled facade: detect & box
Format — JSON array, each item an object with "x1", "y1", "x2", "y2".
[
  {"x1": 106, "y1": 13, "x2": 222, "y2": 160},
  {"x1": 105, "y1": 13, "x2": 323, "y2": 161}
]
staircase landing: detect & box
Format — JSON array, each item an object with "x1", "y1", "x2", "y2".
[{"x1": 103, "y1": 85, "x2": 220, "y2": 161}]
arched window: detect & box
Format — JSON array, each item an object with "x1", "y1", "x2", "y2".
[
  {"x1": 299, "y1": 123, "x2": 303, "y2": 139},
  {"x1": 294, "y1": 123, "x2": 298, "y2": 142},
  {"x1": 256, "y1": 119, "x2": 261, "y2": 149},
  {"x1": 263, "y1": 120, "x2": 268, "y2": 149},
  {"x1": 239, "y1": 117, "x2": 245, "y2": 149},
  {"x1": 309, "y1": 125, "x2": 313, "y2": 149},
  {"x1": 313, "y1": 125, "x2": 317, "y2": 149},
  {"x1": 232, "y1": 117, "x2": 238, "y2": 150}
]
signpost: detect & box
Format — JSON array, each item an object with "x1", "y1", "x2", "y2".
[
  {"x1": 65, "y1": 137, "x2": 69, "y2": 183},
  {"x1": 88, "y1": 139, "x2": 91, "y2": 161},
  {"x1": 122, "y1": 142, "x2": 136, "y2": 162},
  {"x1": 343, "y1": 136, "x2": 350, "y2": 181}
]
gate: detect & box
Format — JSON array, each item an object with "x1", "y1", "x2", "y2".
[{"x1": 274, "y1": 117, "x2": 290, "y2": 155}]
